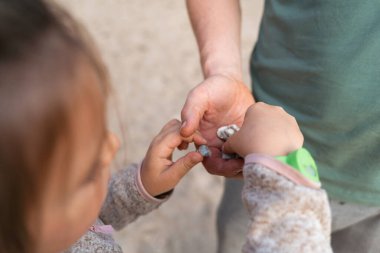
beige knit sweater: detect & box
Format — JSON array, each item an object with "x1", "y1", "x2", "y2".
[
  {"x1": 63, "y1": 164, "x2": 168, "y2": 253},
  {"x1": 63, "y1": 159, "x2": 332, "y2": 253},
  {"x1": 242, "y1": 161, "x2": 332, "y2": 253}
]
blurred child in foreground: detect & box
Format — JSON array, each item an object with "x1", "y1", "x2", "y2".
[{"x1": 0, "y1": 1, "x2": 331, "y2": 252}]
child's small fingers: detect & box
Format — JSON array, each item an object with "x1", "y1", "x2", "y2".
[
  {"x1": 192, "y1": 132, "x2": 207, "y2": 145},
  {"x1": 178, "y1": 141, "x2": 189, "y2": 150},
  {"x1": 154, "y1": 124, "x2": 206, "y2": 154},
  {"x1": 151, "y1": 132, "x2": 188, "y2": 159},
  {"x1": 159, "y1": 119, "x2": 182, "y2": 135},
  {"x1": 175, "y1": 131, "x2": 206, "y2": 147},
  {"x1": 152, "y1": 124, "x2": 183, "y2": 150},
  {"x1": 160, "y1": 128, "x2": 195, "y2": 149},
  {"x1": 165, "y1": 151, "x2": 203, "y2": 182}
]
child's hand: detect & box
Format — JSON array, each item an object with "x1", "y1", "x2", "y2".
[
  {"x1": 223, "y1": 102, "x2": 304, "y2": 157},
  {"x1": 141, "y1": 119, "x2": 207, "y2": 197}
]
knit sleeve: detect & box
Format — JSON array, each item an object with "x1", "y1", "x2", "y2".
[
  {"x1": 242, "y1": 162, "x2": 332, "y2": 253},
  {"x1": 99, "y1": 163, "x2": 170, "y2": 230}
]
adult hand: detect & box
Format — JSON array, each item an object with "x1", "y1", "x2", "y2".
[{"x1": 181, "y1": 74, "x2": 254, "y2": 177}]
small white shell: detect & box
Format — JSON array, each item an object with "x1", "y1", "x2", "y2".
[
  {"x1": 217, "y1": 124, "x2": 240, "y2": 141},
  {"x1": 217, "y1": 124, "x2": 241, "y2": 160}
]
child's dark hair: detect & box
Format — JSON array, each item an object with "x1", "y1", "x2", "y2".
[{"x1": 0, "y1": 1, "x2": 109, "y2": 252}]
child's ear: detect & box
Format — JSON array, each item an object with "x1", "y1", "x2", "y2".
[{"x1": 101, "y1": 132, "x2": 120, "y2": 167}]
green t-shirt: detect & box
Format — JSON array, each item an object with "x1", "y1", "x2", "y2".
[{"x1": 251, "y1": 0, "x2": 380, "y2": 205}]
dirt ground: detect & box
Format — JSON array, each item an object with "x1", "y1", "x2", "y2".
[{"x1": 56, "y1": 1, "x2": 263, "y2": 252}]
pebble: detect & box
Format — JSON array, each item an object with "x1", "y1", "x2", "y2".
[{"x1": 198, "y1": 145, "x2": 212, "y2": 157}]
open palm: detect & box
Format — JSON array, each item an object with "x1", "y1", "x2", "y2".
[{"x1": 181, "y1": 74, "x2": 254, "y2": 177}]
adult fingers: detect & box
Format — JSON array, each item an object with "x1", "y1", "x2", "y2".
[
  {"x1": 177, "y1": 132, "x2": 207, "y2": 150},
  {"x1": 202, "y1": 147, "x2": 244, "y2": 178},
  {"x1": 153, "y1": 125, "x2": 207, "y2": 159},
  {"x1": 180, "y1": 86, "x2": 209, "y2": 137}
]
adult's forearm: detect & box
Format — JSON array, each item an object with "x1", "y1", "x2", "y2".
[{"x1": 186, "y1": 0, "x2": 242, "y2": 79}]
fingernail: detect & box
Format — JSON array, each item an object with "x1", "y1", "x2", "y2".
[{"x1": 181, "y1": 121, "x2": 187, "y2": 129}]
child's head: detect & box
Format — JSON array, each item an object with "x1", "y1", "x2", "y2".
[{"x1": 0, "y1": 1, "x2": 118, "y2": 252}]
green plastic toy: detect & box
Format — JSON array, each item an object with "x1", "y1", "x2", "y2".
[{"x1": 276, "y1": 148, "x2": 320, "y2": 184}]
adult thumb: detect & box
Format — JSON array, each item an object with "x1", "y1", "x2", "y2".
[
  {"x1": 168, "y1": 152, "x2": 203, "y2": 181},
  {"x1": 180, "y1": 89, "x2": 208, "y2": 137}
]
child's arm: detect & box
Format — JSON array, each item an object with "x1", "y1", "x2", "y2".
[
  {"x1": 98, "y1": 163, "x2": 162, "y2": 231},
  {"x1": 100, "y1": 119, "x2": 205, "y2": 230},
  {"x1": 240, "y1": 160, "x2": 332, "y2": 253},
  {"x1": 223, "y1": 102, "x2": 332, "y2": 253}
]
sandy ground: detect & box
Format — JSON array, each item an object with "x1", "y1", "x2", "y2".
[{"x1": 56, "y1": 1, "x2": 263, "y2": 252}]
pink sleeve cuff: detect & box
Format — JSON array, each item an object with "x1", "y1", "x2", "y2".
[
  {"x1": 245, "y1": 153, "x2": 321, "y2": 189},
  {"x1": 135, "y1": 161, "x2": 168, "y2": 204}
]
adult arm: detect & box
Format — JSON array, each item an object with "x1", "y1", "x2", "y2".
[
  {"x1": 186, "y1": 0, "x2": 243, "y2": 79},
  {"x1": 182, "y1": 0, "x2": 254, "y2": 177}
]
